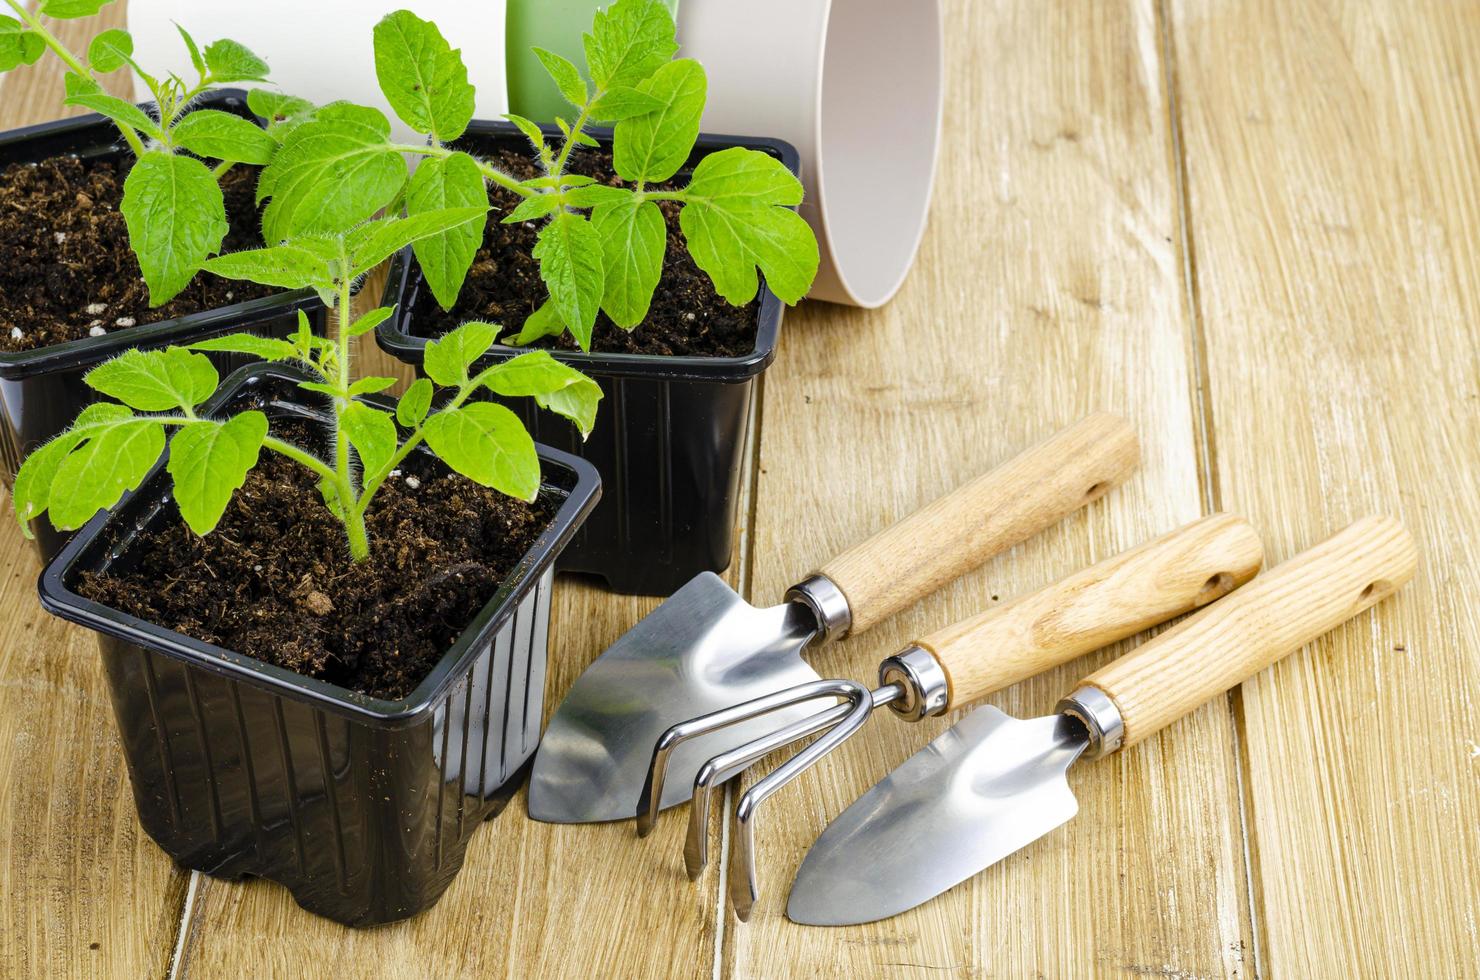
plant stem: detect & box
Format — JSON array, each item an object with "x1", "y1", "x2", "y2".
[
  {"x1": 212, "y1": 160, "x2": 234, "y2": 179},
  {"x1": 390, "y1": 143, "x2": 531, "y2": 197},
  {"x1": 4, "y1": 0, "x2": 148, "y2": 157},
  {"x1": 548, "y1": 102, "x2": 594, "y2": 182},
  {"x1": 263, "y1": 436, "x2": 337, "y2": 483}
]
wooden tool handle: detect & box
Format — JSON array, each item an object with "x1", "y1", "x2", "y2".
[
  {"x1": 918, "y1": 514, "x2": 1264, "y2": 709},
  {"x1": 1081, "y1": 515, "x2": 1418, "y2": 749},
  {"x1": 817, "y1": 414, "x2": 1140, "y2": 635}
]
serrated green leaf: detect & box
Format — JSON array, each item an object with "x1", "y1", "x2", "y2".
[
  {"x1": 348, "y1": 206, "x2": 487, "y2": 274},
  {"x1": 372, "y1": 9, "x2": 475, "y2": 142},
  {"x1": 565, "y1": 184, "x2": 631, "y2": 209},
  {"x1": 592, "y1": 197, "x2": 664, "y2": 328},
  {"x1": 203, "y1": 38, "x2": 268, "y2": 82},
  {"x1": 423, "y1": 320, "x2": 499, "y2": 386},
  {"x1": 483, "y1": 350, "x2": 602, "y2": 438},
  {"x1": 87, "y1": 28, "x2": 134, "y2": 73},
  {"x1": 48, "y1": 412, "x2": 167, "y2": 531},
  {"x1": 679, "y1": 147, "x2": 818, "y2": 304},
  {"x1": 166, "y1": 412, "x2": 267, "y2": 535},
  {"x1": 406, "y1": 151, "x2": 486, "y2": 309},
  {"x1": 63, "y1": 73, "x2": 164, "y2": 141},
  {"x1": 502, "y1": 113, "x2": 546, "y2": 153},
  {"x1": 86, "y1": 347, "x2": 219, "y2": 412},
  {"x1": 173, "y1": 109, "x2": 275, "y2": 165},
  {"x1": 203, "y1": 239, "x2": 336, "y2": 292},
  {"x1": 502, "y1": 300, "x2": 567, "y2": 347},
  {"x1": 297, "y1": 381, "x2": 342, "y2": 398},
  {"x1": 583, "y1": 0, "x2": 677, "y2": 91},
  {"x1": 502, "y1": 192, "x2": 559, "y2": 224},
  {"x1": 347, "y1": 306, "x2": 395, "y2": 338},
  {"x1": 189, "y1": 332, "x2": 300, "y2": 361},
  {"x1": 248, "y1": 88, "x2": 312, "y2": 123},
  {"x1": 11, "y1": 403, "x2": 128, "y2": 532},
  {"x1": 423, "y1": 402, "x2": 539, "y2": 501},
  {"x1": 38, "y1": 0, "x2": 113, "y2": 19},
  {"x1": 613, "y1": 59, "x2": 704, "y2": 183},
  {"x1": 348, "y1": 377, "x2": 397, "y2": 396},
  {"x1": 534, "y1": 47, "x2": 586, "y2": 107},
  {"x1": 588, "y1": 85, "x2": 665, "y2": 122},
  {"x1": 121, "y1": 151, "x2": 227, "y2": 305},
  {"x1": 342, "y1": 402, "x2": 398, "y2": 476},
  {"x1": 176, "y1": 23, "x2": 205, "y2": 76},
  {"x1": 258, "y1": 103, "x2": 404, "y2": 241},
  {"x1": 396, "y1": 377, "x2": 433, "y2": 426},
  {"x1": 533, "y1": 212, "x2": 604, "y2": 351},
  {"x1": 0, "y1": 17, "x2": 44, "y2": 72}
]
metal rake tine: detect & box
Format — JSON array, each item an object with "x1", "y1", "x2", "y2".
[{"x1": 728, "y1": 681, "x2": 876, "y2": 922}]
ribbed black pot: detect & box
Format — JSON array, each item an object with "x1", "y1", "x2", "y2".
[
  {"x1": 376, "y1": 121, "x2": 793, "y2": 595},
  {"x1": 0, "y1": 90, "x2": 323, "y2": 563},
  {"x1": 38, "y1": 365, "x2": 600, "y2": 926}
]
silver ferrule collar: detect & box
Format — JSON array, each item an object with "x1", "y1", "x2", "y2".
[
  {"x1": 785, "y1": 574, "x2": 852, "y2": 644},
  {"x1": 878, "y1": 645, "x2": 950, "y2": 722},
  {"x1": 1055, "y1": 685, "x2": 1125, "y2": 760}
]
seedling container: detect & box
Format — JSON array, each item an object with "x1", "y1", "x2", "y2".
[
  {"x1": 377, "y1": 121, "x2": 793, "y2": 596},
  {"x1": 0, "y1": 90, "x2": 323, "y2": 562},
  {"x1": 38, "y1": 365, "x2": 600, "y2": 926}
]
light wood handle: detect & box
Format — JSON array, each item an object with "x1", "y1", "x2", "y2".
[
  {"x1": 1081, "y1": 515, "x2": 1418, "y2": 749},
  {"x1": 919, "y1": 514, "x2": 1264, "y2": 709},
  {"x1": 817, "y1": 414, "x2": 1140, "y2": 635}
]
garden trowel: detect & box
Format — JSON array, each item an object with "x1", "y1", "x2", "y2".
[
  {"x1": 528, "y1": 414, "x2": 1141, "y2": 823},
  {"x1": 787, "y1": 515, "x2": 1416, "y2": 925}
]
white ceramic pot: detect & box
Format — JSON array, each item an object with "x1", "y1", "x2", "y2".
[
  {"x1": 679, "y1": 0, "x2": 942, "y2": 307},
  {"x1": 126, "y1": 0, "x2": 508, "y2": 144}
]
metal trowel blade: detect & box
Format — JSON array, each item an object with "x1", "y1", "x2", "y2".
[{"x1": 529, "y1": 573, "x2": 823, "y2": 823}]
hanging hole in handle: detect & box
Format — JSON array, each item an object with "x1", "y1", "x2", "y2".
[
  {"x1": 1084, "y1": 482, "x2": 1108, "y2": 500},
  {"x1": 1359, "y1": 579, "x2": 1394, "y2": 604},
  {"x1": 1196, "y1": 572, "x2": 1237, "y2": 605}
]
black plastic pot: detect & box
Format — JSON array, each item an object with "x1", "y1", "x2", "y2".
[
  {"x1": 0, "y1": 90, "x2": 323, "y2": 562},
  {"x1": 38, "y1": 365, "x2": 600, "y2": 926},
  {"x1": 377, "y1": 122, "x2": 794, "y2": 595}
]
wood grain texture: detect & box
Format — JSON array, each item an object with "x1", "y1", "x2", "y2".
[
  {"x1": 1170, "y1": 0, "x2": 1480, "y2": 973},
  {"x1": 1086, "y1": 516, "x2": 1417, "y2": 747},
  {"x1": 725, "y1": 0, "x2": 1255, "y2": 975},
  {"x1": 820, "y1": 412, "x2": 1140, "y2": 635},
  {"x1": 925, "y1": 513, "x2": 1263, "y2": 709}
]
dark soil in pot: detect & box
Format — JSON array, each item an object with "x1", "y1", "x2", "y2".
[
  {"x1": 418, "y1": 147, "x2": 760, "y2": 357},
  {"x1": 0, "y1": 157, "x2": 275, "y2": 353},
  {"x1": 77, "y1": 420, "x2": 557, "y2": 699}
]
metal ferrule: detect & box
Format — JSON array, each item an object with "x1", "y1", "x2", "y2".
[
  {"x1": 1055, "y1": 685, "x2": 1125, "y2": 760},
  {"x1": 878, "y1": 645, "x2": 950, "y2": 722},
  {"x1": 785, "y1": 574, "x2": 853, "y2": 644}
]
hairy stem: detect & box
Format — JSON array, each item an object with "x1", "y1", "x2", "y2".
[
  {"x1": 548, "y1": 101, "x2": 595, "y2": 182},
  {"x1": 262, "y1": 436, "x2": 337, "y2": 483},
  {"x1": 391, "y1": 143, "x2": 531, "y2": 197}
]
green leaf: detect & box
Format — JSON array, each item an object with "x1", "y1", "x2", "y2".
[
  {"x1": 612, "y1": 59, "x2": 705, "y2": 183},
  {"x1": 502, "y1": 113, "x2": 547, "y2": 154},
  {"x1": 348, "y1": 376, "x2": 397, "y2": 396},
  {"x1": 423, "y1": 321, "x2": 499, "y2": 386},
  {"x1": 372, "y1": 9, "x2": 475, "y2": 142},
  {"x1": 46, "y1": 409, "x2": 167, "y2": 532},
  {"x1": 63, "y1": 73, "x2": 164, "y2": 141},
  {"x1": 258, "y1": 103, "x2": 404, "y2": 242},
  {"x1": 166, "y1": 412, "x2": 267, "y2": 535},
  {"x1": 248, "y1": 88, "x2": 313, "y2": 123},
  {"x1": 189, "y1": 333, "x2": 300, "y2": 362},
  {"x1": 87, "y1": 28, "x2": 134, "y2": 73},
  {"x1": 591, "y1": 198, "x2": 664, "y2": 328},
  {"x1": 423, "y1": 402, "x2": 539, "y2": 501},
  {"x1": 679, "y1": 147, "x2": 818, "y2": 304},
  {"x1": 502, "y1": 300, "x2": 567, "y2": 347},
  {"x1": 588, "y1": 85, "x2": 664, "y2": 122},
  {"x1": 565, "y1": 184, "x2": 632, "y2": 210},
  {"x1": 406, "y1": 151, "x2": 486, "y2": 310},
  {"x1": 347, "y1": 306, "x2": 395, "y2": 338},
  {"x1": 203, "y1": 239, "x2": 336, "y2": 293},
  {"x1": 0, "y1": 17, "x2": 44, "y2": 72},
  {"x1": 173, "y1": 109, "x2": 275, "y2": 165},
  {"x1": 342, "y1": 402, "x2": 398, "y2": 476},
  {"x1": 502, "y1": 192, "x2": 559, "y2": 224},
  {"x1": 583, "y1": 0, "x2": 678, "y2": 90},
  {"x1": 38, "y1": 0, "x2": 114, "y2": 19},
  {"x1": 86, "y1": 347, "x2": 219, "y2": 412},
  {"x1": 121, "y1": 151, "x2": 227, "y2": 305},
  {"x1": 533, "y1": 47, "x2": 586, "y2": 107},
  {"x1": 318, "y1": 475, "x2": 347, "y2": 521},
  {"x1": 483, "y1": 350, "x2": 602, "y2": 439},
  {"x1": 176, "y1": 23, "x2": 205, "y2": 77},
  {"x1": 203, "y1": 38, "x2": 269, "y2": 82},
  {"x1": 348, "y1": 206, "x2": 488, "y2": 274},
  {"x1": 533, "y1": 212, "x2": 604, "y2": 351},
  {"x1": 396, "y1": 377, "x2": 433, "y2": 426},
  {"x1": 11, "y1": 403, "x2": 123, "y2": 533}
]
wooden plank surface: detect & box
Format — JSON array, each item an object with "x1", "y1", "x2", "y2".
[
  {"x1": 1169, "y1": 1, "x2": 1480, "y2": 975},
  {"x1": 1, "y1": 0, "x2": 1478, "y2": 977}
]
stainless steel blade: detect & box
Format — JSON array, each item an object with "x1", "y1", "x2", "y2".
[
  {"x1": 528, "y1": 572, "x2": 824, "y2": 823},
  {"x1": 786, "y1": 706, "x2": 1089, "y2": 925}
]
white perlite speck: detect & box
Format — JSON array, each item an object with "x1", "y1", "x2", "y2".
[
  {"x1": 404, "y1": 475, "x2": 421, "y2": 490},
  {"x1": 89, "y1": 325, "x2": 106, "y2": 337},
  {"x1": 53, "y1": 232, "x2": 67, "y2": 244},
  {"x1": 388, "y1": 469, "x2": 402, "y2": 478},
  {"x1": 9, "y1": 327, "x2": 22, "y2": 340},
  {"x1": 114, "y1": 316, "x2": 136, "y2": 327},
  {"x1": 225, "y1": 292, "x2": 234, "y2": 300},
  {"x1": 85, "y1": 302, "x2": 107, "y2": 315}
]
